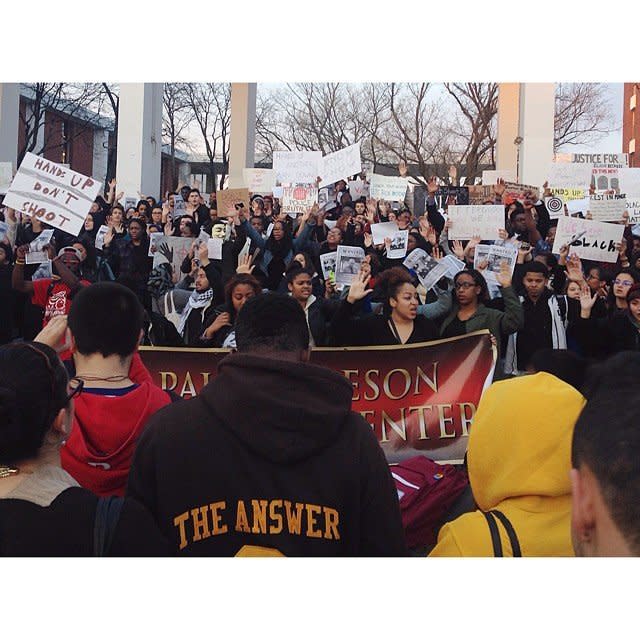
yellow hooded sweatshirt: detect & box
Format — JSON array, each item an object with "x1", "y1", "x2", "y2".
[{"x1": 429, "y1": 372, "x2": 585, "y2": 557}]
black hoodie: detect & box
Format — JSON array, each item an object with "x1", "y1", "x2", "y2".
[{"x1": 127, "y1": 353, "x2": 406, "y2": 556}]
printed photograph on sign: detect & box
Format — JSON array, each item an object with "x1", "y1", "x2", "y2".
[
  {"x1": 403, "y1": 248, "x2": 449, "y2": 291},
  {"x1": 335, "y1": 245, "x2": 365, "y2": 284},
  {"x1": 319, "y1": 251, "x2": 337, "y2": 280},
  {"x1": 386, "y1": 230, "x2": 409, "y2": 259}
]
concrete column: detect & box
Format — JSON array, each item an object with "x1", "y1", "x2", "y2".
[
  {"x1": 517, "y1": 83, "x2": 555, "y2": 188},
  {"x1": 227, "y1": 83, "x2": 256, "y2": 188},
  {"x1": 0, "y1": 83, "x2": 19, "y2": 168},
  {"x1": 116, "y1": 83, "x2": 163, "y2": 199},
  {"x1": 92, "y1": 129, "x2": 109, "y2": 184},
  {"x1": 496, "y1": 83, "x2": 520, "y2": 174}
]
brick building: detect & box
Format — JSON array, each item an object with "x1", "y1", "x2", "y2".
[{"x1": 623, "y1": 83, "x2": 640, "y2": 168}]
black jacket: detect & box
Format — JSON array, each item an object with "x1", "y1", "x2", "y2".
[{"x1": 127, "y1": 353, "x2": 406, "y2": 556}]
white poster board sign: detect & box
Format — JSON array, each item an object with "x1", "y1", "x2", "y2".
[
  {"x1": 242, "y1": 168, "x2": 276, "y2": 194},
  {"x1": 281, "y1": 185, "x2": 318, "y2": 214},
  {"x1": 272, "y1": 151, "x2": 322, "y2": 185},
  {"x1": 348, "y1": 179, "x2": 369, "y2": 200},
  {"x1": 588, "y1": 194, "x2": 627, "y2": 222},
  {"x1": 566, "y1": 198, "x2": 590, "y2": 216},
  {"x1": 548, "y1": 162, "x2": 594, "y2": 191},
  {"x1": 447, "y1": 205, "x2": 505, "y2": 240},
  {"x1": 152, "y1": 235, "x2": 194, "y2": 276},
  {"x1": 335, "y1": 245, "x2": 365, "y2": 285},
  {"x1": 482, "y1": 169, "x2": 516, "y2": 185},
  {"x1": 3, "y1": 152, "x2": 101, "y2": 236},
  {"x1": 319, "y1": 143, "x2": 362, "y2": 188},
  {"x1": 618, "y1": 168, "x2": 640, "y2": 197},
  {"x1": 370, "y1": 221, "x2": 399, "y2": 245},
  {"x1": 369, "y1": 174, "x2": 409, "y2": 201},
  {"x1": 207, "y1": 237, "x2": 223, "y2": 260},
  {"x1": 552, "y1": 216, "x2": 623, "y2": 263},
  {"x1": 627, "y1": 198, "x2": 640, "y2": 224},
  {"x1": 0, "y1": 162, "x2": 13, "y2": 195}
]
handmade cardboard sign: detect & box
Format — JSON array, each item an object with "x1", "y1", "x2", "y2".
[
  {"x1": 588, "y1": 194, "x2": 627, "y2": 222},
  {"x1": 215, "y1": 188, "x2": 250, "y2": 218},
  {"x1": 3, "y1": 153, "x2": 101, "y2": 236},
  {"x1": 552, "y1": 216, "x2": 623, "y2": 263},
  {"x1": 281, "y1": 185, "x2": 318, "y2": 214}
]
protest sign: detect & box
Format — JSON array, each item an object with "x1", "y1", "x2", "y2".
[
  {"x1": 370, "y1": 221, "x2": 399, "y2": 245},
  {"x1": 3, "y1": 152, "x2": 101, "y2": 236},
  {"x1": 25, "y1": 229, "x2": 54, "y2": 264},
  {"x1": 348, "y1": 179, "x2": 369, "y2": 200},
  {"x1": 369, "y1": 174, "x2": 409, "y2": 201},
  {"x1": 550, "y1": 187, "x2": 585, "y2": 201},
  {"x1": 548, "y1": 162, "x2": 593, "y2": 191},
  {"x1": 435, "y1": 186, "x2": 469, "y2": 206},
  {"x1": 545, "y1": 195, "x2": 564, "y2": 219},
  {"x1": 242, "y1": 168, "x2": 275, "y2": 194},
  {"x1": 319, "y1": 142, "x2": 361, "y2": 188},
  {"x1": 404, "y1": 249, "x2": 449, "y2": 291},
  {"x1": 148, "y1": 231, "x2": 163, "y2": 257},
  {"x1": 554, "y1": 152, "x2": 628, "y2": 168},
  {"x1": 139, "y1": 331, "x2": 496, "y2": 464},
  {"x1": 566, "y1": 198, "x2": 589, "y2": 216},
  {"x1": 324, "y1": 219, "x2": 338, "y2": 230},
  {"x1": 215, "y1": 188, "x2": 250, "y2": 218},
  {"x1": 467, "y1": 185, "x2": 495, "y2": 205},
  {"x1": 447, "y1": 205, "x2": 504, "y2": 240},
  {"x1": 319, "y1": 251, "x2": 337, "y2": 280},
  {"x1": 236, "y1": 237, "x2": 251, "y2": 267},
  {"x1": 440, "y1": 254, "x2": 466, "y2": 279},
  {"x1": 552, "y1": 216, "x2": 623, "y2": 263},
  {"x1": 588, "y1": 194, "x2": 627, "y2": 222},
  {"x1": 318, "y1": 184, "x2": 337, "y2": 211},
  {"x1": 627, "y1": 198, "x2": 640, "y2": 224},
  {"x1": 335, "y1": 245, "x2": 365, "y2": 285},
  {"x1": 95, "y1": 225, "x2": 110, "y2": 252},
  {"x1": 482, "y1": 169, "x2": 517, "y2": 185},
  {"x1": 592, "y1": 166, "x2": 621, "y2": 194},
  {"x1": 0, "y1": 162, "x2": 13, "y2": 194},
  {"x1": 272, "y1": 186, "x2": 283, "y2": 199},
  {"x1": 152, "y1": 236, "x2": 194, "y2": 276},
  {"x1": 632, "y1": 224, "x2": 640, "y2": 237},
  {"x1": 207, "y1": 237, "x2": 223, "y2": 260},
  {"x1": 124, "y1": 195, "x2": 137, "y2": 211},
  {"x1": 473, "y1": 243, "x2": 517, "y2": 284},
  {"x1": 272, "y1": 150, "x2": 322, "y2": 185},
  {"x1": 619, "y1": 168, "x2": 640, "y2": 198},
  {"x1": 173, "y1": 194, "x2": 186, "y2": 218},
  {"x1": 386, "y1": 230, "x2": 409, "y2": 259},
  {"x1": 502, "y1": 182, "x2": 539, "y2": 202},
  {"x1": 281, "y1": 185, "x2": 318, "y2": 214}
]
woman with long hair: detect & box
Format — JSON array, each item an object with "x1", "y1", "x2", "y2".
[{"x1": 329, "y1": 267, "x2": 440, "y2": 346}]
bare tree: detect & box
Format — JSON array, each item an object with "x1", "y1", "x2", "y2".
[
  {"x1": 554, "y1": 83, "x2": 617, "y2": 151},
  {"x1": 181, "y1": 83, "x2": 231, "y2": 189},
  {"x1": 18, "y1": 83, "x2": 108, "y2": 165},
  {"x1": 162, "y1": 84, "x2": 193, "y2": 191}
]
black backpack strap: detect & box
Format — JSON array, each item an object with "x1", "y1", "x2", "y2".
[
  {"x1": 482, "y1": 511, "x2": 503, "y2": 557},
  {"x1": 93, "y1": 496, "x2": 124, "y2": 557},
  {"x1": 490, "y1": 510, "x2": 522, "y2": 557}
]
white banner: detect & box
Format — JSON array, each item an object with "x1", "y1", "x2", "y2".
[
  {"x1": 319, "y1": 143, "x2": 362, "y2": 188},
  {"x1": 548, "y1": 162, "x2": 594, "y2": 190},
  {"x1": 3, "y1": 152, "x2": 102, "y2": 236},
  {"x1": 447, "y1": 205, "x2": 505, "y2": 240},
  {"x1": 369, "y1": 174, "x2": 409, "y2": 201},
  {"x1": 242, "y1": 168, "x2": 276, "y2": 194},
  {"x1": 552, "y1": 216, "x2": 623, "y2": 263},
  {"x1": 272, "y1": 151, "x2": 322, "y2": 185},
  {"x1": 588, "y1": 194, "x2": 627, "y2": 222}
]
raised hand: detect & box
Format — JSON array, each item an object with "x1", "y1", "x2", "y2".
[
  {"x1": 495, "y1": 260, "x2": 512, "y2": 288},
  {"x1": 365, "y1": 198, "x2": 377, "y2": 223},
  {"x1": 432, "y1": 245, "x2": 443, "y2": 260},
  {"x1": 426, "y1": 176, "x2": 438, "y2": 196},
  {"x1": 236, "y1": 253, "x2": 256, "y2": 274},
  {"x1": 157, "y1": 242, "x2": 174, "y2": 265},
  {"x1": 452, "y1": 240, "x2": 465, "y2": 260},
  {"x1": 198, "y1": 241, "x2": 210, "y2": 266},
  {"x1": 494, "y1": 178, "x2": 506, "y2": 198},
  {"x1": 579, "y1": 284, "x2": 598, "y2": 318},
  {"x1": 364, "y1": 232, "x2": 373, "y2": 248},
  {"x1": 398, "y1": 159, "x2": 408, "y2": 177},
  {"x1": 164, "y1": 220, "x2": 173, "y2": 236},
  {"x1": 346, "y1": 270, "x2": 373, "y2": 304},
  {"x1": 205, "y1": 312, "x2": 232, "y2": 338},
  {"x1": 34, "y1": 314, "x2": 70, "y2": 352},
  {"x1": 566, "y1": 253, "x2": 585, "y2": 283}
]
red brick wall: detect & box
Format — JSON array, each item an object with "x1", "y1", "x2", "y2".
[
  {"x1": 623, "y1": 83, "x2": 640, "y2": 168},
  {"x1": 70, "y1": 124, "x2": 94, "y2": 176}
]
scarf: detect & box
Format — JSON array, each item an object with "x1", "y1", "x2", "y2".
[{"x1": 177, "y1": 288, "x2": 214, "y2": 336}]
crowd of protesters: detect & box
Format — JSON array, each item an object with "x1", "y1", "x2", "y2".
[{"x1": 1, "y1": 166, "x2": 639, "y2": 557}]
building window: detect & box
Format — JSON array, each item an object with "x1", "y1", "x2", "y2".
[{"x1": 61, "y1": 121, "x2": 70, "y2": 165}]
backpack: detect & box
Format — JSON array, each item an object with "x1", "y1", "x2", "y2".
[
  {"x1": 482, "y1": 509, "x2": 522, "y2": 557},
  {"x1": 391, "y1": 455, "x2": 469, "y2": 549}
]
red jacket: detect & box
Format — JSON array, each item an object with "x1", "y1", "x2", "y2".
[{"x1": 61, "y1": 353, "x2": 171, "y2": 496}]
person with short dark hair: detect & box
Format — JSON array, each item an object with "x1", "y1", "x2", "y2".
[
  {"x1": 127, "y1": 292, "x2": 407, "y2": 556},
  {"x1": 571, "y1": 352, "x2": 640, "y2": 556},
  {"x1": 504, "y1": 260, "x2": 579, "y2": 375},
  {"x1": 60, "y1": 283, "x2": 172, "y2": 497},
  {"x1": 0, "y1": 329, "x2": 169, "y2": 556}
]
